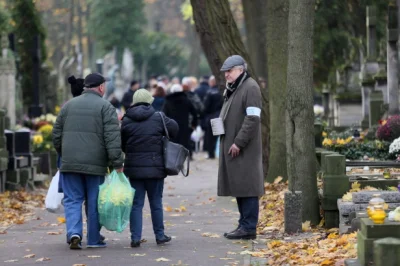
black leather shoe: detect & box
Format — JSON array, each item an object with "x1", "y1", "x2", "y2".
[
  {"x1": 131, "y1": 241, "x2": 141, "y2": 248},
  {"x1": 225, "y1": 228, "x2": 256, "y2": 240},
  {"x1": 156, "y1": 235, "x2": 172, "y2": 245},
  {"x1": 223, "y1": 226, "x2": 240, "y2": 237},
  {"x1": 100, "y1": 234, "x2": 105, "y2": 242}
]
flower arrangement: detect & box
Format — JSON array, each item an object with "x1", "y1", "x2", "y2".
[
  {"x1": 389, "y1": 137, "x2": 400, "y2": 157},
  {"x1": 322, "y1": 131, "x2": 391, "y2": 160},
  {"x1": 376, "y1": 116, "x2": 400, "y2": 142}
]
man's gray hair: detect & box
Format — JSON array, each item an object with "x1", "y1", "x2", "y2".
[{"x1": 234, "y1": 63, "x2": 247, "y2": 72}]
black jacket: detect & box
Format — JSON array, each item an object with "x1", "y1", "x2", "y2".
[
  {"x1": 121, "y1": 103, "x2": 179, "y2": 179},
  {"x1": 163, "y1": 92, "x2": 197, "y2": 150},
  {"x1": 195, "y1": 81, "x2": 210, "y2": 103},
  {"x1": 204, "y1": 86, "x2": 223, "y2": 120}
]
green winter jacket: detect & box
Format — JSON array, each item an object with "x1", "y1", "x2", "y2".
[{"x1": 52, "y1": 90, "x2": 123, "y2": 176}]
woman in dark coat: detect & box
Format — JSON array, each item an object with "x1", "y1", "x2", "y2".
[
  {"x1": 162, "y1": 84, "x2": 197, "y2": 152},
  {"x1": 121, "y1": 89, "x2": 179, "y2": 248}
]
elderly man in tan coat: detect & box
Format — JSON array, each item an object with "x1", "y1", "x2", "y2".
[{"x1": 216, "y1": 55, "x2": 264, "y2": 240}]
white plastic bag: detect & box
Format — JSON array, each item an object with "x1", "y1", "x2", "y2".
[{"x1": 45, "y1": 171, "x2": 64, "y2": 213}]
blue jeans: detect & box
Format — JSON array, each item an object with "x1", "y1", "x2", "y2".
[
  {"x1": 61, "y1": 172, "x2": 104, "y2": 245},
  {"x1": 129, "y1": 179, "x2": 165, "y2": 241},
  {"x1": 236, "y1": 197, "x2": 259, "y2": 232}
]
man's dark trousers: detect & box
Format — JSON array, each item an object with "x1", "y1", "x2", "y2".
[{"x1": 236, "y1": 197, "x2": 259, "y2": 232}]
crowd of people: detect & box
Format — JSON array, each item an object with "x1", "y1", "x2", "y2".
[
  {"x1": 52, "y1": 54, "x2": 264, "y2": 250},
  {"x1": 114, "y1": 75, "x2": 224, "y2": 160}
]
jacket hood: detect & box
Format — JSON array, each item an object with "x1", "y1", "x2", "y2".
[{"x1": 125, "y1": 103, "x2": 155, "y2": 121}]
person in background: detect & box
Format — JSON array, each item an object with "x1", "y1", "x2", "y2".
[
  {"x1": 195, "y1": 76, "x2": 210, "y2": 103},
  {"x1": 171, "y1": 77, "x2": 180, "y2": 85},
  {"x1": 53, "y1": 73, "x2": 123, "y2": 249},
  {"x1": 152, "y1": 85, "x2": 166, "y2": 111},
  {"x1": 121, "y1": 89, "x2": 178, "y2": 248},
  {"x1": 121, "y1": 80, "x2": 140, "y2": 111},
  {"x1": 203, "y1": 75, "x2": 223, "y2": 159},
  {"x1": 182, "y1": 77, "x2": 203, "y2": 158},
  {"x1": 163, "y1": 84, "x2": 197, "y2": 153}
]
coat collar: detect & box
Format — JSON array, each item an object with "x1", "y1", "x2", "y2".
[{"x1": 82, "y1": 89, "x2": 102, "y2": 97}]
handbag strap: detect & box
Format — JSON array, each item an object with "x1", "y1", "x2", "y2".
[{"x1": 158, "y1": 112, "x2": 170, "y2": 140}]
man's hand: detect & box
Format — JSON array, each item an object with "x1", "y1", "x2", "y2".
[
  {"x1": 228, "y1": 144, "x2": 240, "y2": 158},
  {"x1": 115, "y1": 167, "x2": 124, "y2": 173}
]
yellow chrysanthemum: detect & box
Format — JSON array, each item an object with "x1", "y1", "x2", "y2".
[
  {"x1": 322, "y1": 132, "x2": 327, "y2": 137},
  {"x1": 55, "y1": 106, "x2": 61, "y2": 115},
  {"x1": 38, "y1": 124, "x2": 53, "y2": 136},
  {"x1": 345, "y1": 136, "x2": 353, "y2": 144},
  {"x1": 322, "y1": 138, "x2": 333, "y2": 146},
  {"x1": 336, "y1": 138, "x2": 346, "y2": 145},
  {"x1": 33, "y1": 135, "x2": 43, "y2": 145},
  {"x1": 45, "y1": 144, "x2": 51, "y2": 150}
]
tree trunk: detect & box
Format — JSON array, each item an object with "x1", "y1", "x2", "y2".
[
  {"x1": 65, "y1": 0, "x2": 74, "y2": 57},
  {"x1": 191, "y1": 0, "x2": 270, "y2": 180},
  {"x1": 186, "y1": 24, "x2": 201, "y2": 76},
  {"x1": 77, "y1": 0, "x2": 83, "y2": 76},
  {"x1": 242, "y1": 0, "x2": 270, "y2": 177},
  {"x1": 286, "y1": 0, "x2": 319, "y2": 225},
  {"x1": 190, "y1": 0, "x2": 255, "y2": 89},
  {"x1": 265, "y1": 0, "x2": 289, "y2": 182},
  {"x1": 241, "y1": 0, "x2": 268, "y2": 79}
]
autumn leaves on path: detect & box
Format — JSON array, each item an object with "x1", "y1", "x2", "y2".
[{"x1": 0, "y1": 157, "x2": 258, "y2": 266}]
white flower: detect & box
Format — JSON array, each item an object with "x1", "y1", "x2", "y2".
[
  {"x1": 314, "y1": 105, "x2": 324, "y2": 116},
  {"x1": 389, "y1": 137, "x2": 400, "y2": 154}
]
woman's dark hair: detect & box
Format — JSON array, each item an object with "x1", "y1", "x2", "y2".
[
  {"x1": 153, "y1": 86, "x2": 166, "y2": 97},
  {"x1": 68, "y1": 75, "x2": 84, "y2": 97}
]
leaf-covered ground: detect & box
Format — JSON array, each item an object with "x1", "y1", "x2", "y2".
[
  {"x1": 0, "y1": 190, "x2": 45, "y2": 232},
  {"x1": 256, "y1": 180, "x2": 357, "y2": 266}
]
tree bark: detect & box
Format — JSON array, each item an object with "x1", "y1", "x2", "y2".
[
  {"x1": 65, "y1": 0, "x2": 74, "y2": 57},
  {"x1": 241, "y1": 0, "x2": 268, "y2": 79},
  {"x1": 77, "y1": 0, "x2": 83, "y2": 76},
  {"x1": 186, "y1": 23, "x2": 201, "y2": 76},
  {"x1": 286, "y1": 0, "x2": 319, "y2": 225},
  {"x1": 190, "y1": 0, "x2": 255, "y2": 89},
  {"x1": 241, "y1": 0, "x2": 270, "y2": 179},
  {"x1": 191, "y1": 0, "x2": 270, "y2": 180},
  {"x1": 265, "y1": 0, "x2": 289, "y2": 182}
]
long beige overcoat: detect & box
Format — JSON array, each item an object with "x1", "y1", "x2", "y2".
[{"x1": 218, "y1": 77, "x2": 264, "y2": 197}]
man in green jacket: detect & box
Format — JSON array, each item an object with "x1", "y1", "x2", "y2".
[{"x1": 53, "y1": 73, "x2": 123, "y2": 250}]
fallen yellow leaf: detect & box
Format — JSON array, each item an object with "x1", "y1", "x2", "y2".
[
  {"x1": 164, "y1": 206, "x2": 173, "y2": 212},
  {"x1": 320, "y1": 259, "x2": 334, "y2": 265},
  {"x1": 274, "y1": 176, "x2": 283, "y2": 184},
  {"x1": 179, "y1": 206, "x2": 187, "y2": 212},
  {"x1": 72, "y1": 264, "x2": 86, "y2": 266},
  {"x1": 302, "y1": 221, "x2": 311, "y2": 231},
  {"x1": 23, "y1": 254, "x2": 35, "y2": 258},
  {"x1": 57, "y1": 217, "x2": 66, "y2": 223},
  {"x1": 4, "y1": 259, "x2": 18, "y2": 262},
  {"x1": 131, "y1": 254, "x2": 146, "y2": 257}
]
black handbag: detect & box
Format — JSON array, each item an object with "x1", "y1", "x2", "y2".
[{"x1": 158, "y1": 112, "x2": 190, "y2": 176}]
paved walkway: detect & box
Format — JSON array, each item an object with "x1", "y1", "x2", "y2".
[{"x1": 0, "y1": 154, "x2": 263, "y2": 266}]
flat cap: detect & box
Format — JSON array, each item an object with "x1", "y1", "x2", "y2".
[{"x1": 220, "y1": 55, "x2": 246, "y2": 71}]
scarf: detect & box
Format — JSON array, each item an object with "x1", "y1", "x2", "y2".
[{"x1": 224, "y1": 71, "x2": 249, "y2": 99}]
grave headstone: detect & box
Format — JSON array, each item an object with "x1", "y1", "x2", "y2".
[
  {"x1": 361, "y1": 80, "x2": 374, "y2": 129},
  {"x1": 284, "y1": 191, "x2": 302, "y2": 233},
  {"x1": 387, "y1": 5, "x2": 399, "y2": 115},
  {"x1": 375, "y1": 75, "x2": 388, "y2": 104},
  {"x1": 373, "y1": 237, "x2": 400, "y2": 266},
  {"x1": 358, "y1": 218, "x2": 400, "y2": 265},
  {"x1": 369, "y1": 90, "x2": 384, "y2": 127},
  {"x1": 0, "y1": 35, "x2": 17, "y2": 128},
  {"x1": 0, "y1": 109, "x2": 8, "y2": 192}
]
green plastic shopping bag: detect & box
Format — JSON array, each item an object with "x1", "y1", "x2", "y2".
[{"x1": 98, "y1": 170, "x2": 135, "y2": 233}]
